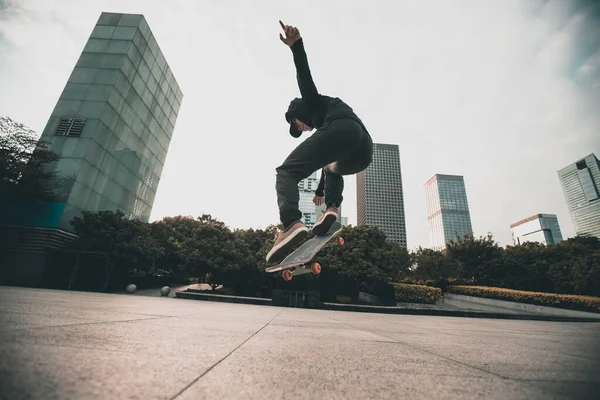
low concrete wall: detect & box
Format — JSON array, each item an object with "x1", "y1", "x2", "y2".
[
  {"x1": 176, "y1": 290, "x2": 272, "y2": 306},
  {"x1": 444, "y1": 293, "x2": 600, "y2": 320}
]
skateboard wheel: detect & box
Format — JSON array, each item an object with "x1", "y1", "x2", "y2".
[
  {"x1": 337, "y1": 237, "x2": 345, "y2": 246},
  {"x1": 282, "y1": 270, "x2": 292, "y2": 281},
  {"x1": 311, "y1": 262, "x2": 321, "y2": 275}
]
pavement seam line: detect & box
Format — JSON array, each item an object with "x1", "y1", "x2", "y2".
[
  {"x1": 515, "y1": 378, "x2": 600, "y2": 384},
  {"x1": 170, "y1": 309, "x2": 285, "y2": 400},
  {"x1": 424, "y1": 327, "x2": 600, "y2": 363},
  {"x1": 333, "y1": 318, "x2": 512, "y2": 381},
  {"x1": 3, "y1": 315, "x2": 174, "y2": 331}
]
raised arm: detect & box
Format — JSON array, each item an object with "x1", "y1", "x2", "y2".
[{"x1": 279, "y1": 21, "x2": 321, "y2": 110}]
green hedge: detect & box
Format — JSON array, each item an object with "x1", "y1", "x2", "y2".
[
  {"x1": 449, "y1": 285, "x2": 600, "y2": 314},
  {"x1": 392, "y1": 283, "x2": 442, "y2": 304},
  {"x1": 306, "y1": 291, "x2": 321, "y2": 308},
  {"x1": 272, "y1": 289, "x2": 286, "y2": 306}
]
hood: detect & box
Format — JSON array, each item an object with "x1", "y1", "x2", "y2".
[{"x1": 285, "y1": 98, "x2": 312, "y2": 138}]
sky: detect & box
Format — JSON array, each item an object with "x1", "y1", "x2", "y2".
[{"x1": 1, "y1": 0, "x2": 599, "y2": 250}]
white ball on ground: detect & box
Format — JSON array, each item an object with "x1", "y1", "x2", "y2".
[
  {"x1": 160, "y1": 286, "x2": 171, "y2": 296},
  {"x1": 126, "y1": 284, "x2": 137, "y2": 293}
]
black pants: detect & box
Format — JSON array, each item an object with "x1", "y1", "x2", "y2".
[{"x1": 276, "y1": 118, "x2": 373, "y2": 228}]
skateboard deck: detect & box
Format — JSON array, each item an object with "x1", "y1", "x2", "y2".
[{"x1": 266, "y1": 221, "x2": 344, "y2": 280}]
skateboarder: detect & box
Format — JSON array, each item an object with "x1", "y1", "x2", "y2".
[{"x1": 266, "y1": 21, "x2": 373, "y2": 263}]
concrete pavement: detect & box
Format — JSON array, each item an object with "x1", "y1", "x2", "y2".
[{"x1": 1, "y1": 286, "x2": 599, "y2": 399}]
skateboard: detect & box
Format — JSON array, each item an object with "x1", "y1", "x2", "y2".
[{"x1": 265, "y1": 221, "x2": 344, "y2": 281}]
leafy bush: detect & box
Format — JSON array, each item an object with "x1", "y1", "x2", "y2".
[
  {"x1": 447, "y1": 277, "x2": 477, "y2": 286},
  {"x1": 334, "y1": 295, "x2": 352, "y2": 303},
  {"x1": 448, "y1": 285, "x2": 600, "y2": 313},
  {"x1": 317, "y1": 225, "x2": 411, "y2": 302},
  {"x1": 271, "y1": 289, "x2": 286, "y2": 306},
  {"x1": 392, "y1": 283, "x2": 442, "y2": 304},
  {"x1": 214, "y1": 286, "x2": 235, "y2": 295},
  {"x1": 306, "y1": 291, "x2": 321, "y2": 308},
  {"x1": 411, "y1": 235, "x2": 600, "y2": 298},
  {"x1": 270, "y1": 289, "x2": 322, "y2": 308}
]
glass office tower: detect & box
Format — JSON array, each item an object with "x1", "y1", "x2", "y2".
[
  {"x1": 557, "y1": 153, "x2": 600, "y2": 239},
  {"x1": 425, "y1": 174, "x2": 473, "y2": 249},
  {"x1": 37, "y1": 12, "x2": 182, "y2": 231},
  {"x1": 356, "y1": 143, "x2": 407, "y2": 247}
]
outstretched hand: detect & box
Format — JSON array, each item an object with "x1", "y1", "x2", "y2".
[{"x1": 279, "y1": 20, "x2": 301, "y2": 47}]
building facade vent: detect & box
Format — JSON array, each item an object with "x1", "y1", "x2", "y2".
[{"x1": 55, "y1": 118, "x2": 85, "y2": 137}]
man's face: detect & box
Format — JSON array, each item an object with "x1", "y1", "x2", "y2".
[{"x1": 293, "y1": 118, "x2": 313, "y2": 132}]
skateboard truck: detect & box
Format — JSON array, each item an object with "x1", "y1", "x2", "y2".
[{"x1": 281, "y1": 262, "x2": 323, "y2": 281}]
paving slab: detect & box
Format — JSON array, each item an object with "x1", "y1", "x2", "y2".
[
  {"x1": 1, "y1": 286, "x2": 599, "y2": 400},
  {"x1": 176, "y1": 335, "x2": 543, "y2": 400}
]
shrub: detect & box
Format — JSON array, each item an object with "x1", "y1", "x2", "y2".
[
  {"x1": 448, "y1": 285, "x2": 600, "y2": 314},
  {"x1": 447, "y1": 277, "x2": 476, "y2": 286},
  {"x1": 214, "y1": 286, "x2": 235, "y2": 295},
  {"x1": 399, "y1": 278, "x2": 422, "y2": 285},
  {"x1": 271, "y1": 289, "x2": 286, "y2": 306},
  {"x1": 306, "y1": 291, "x2": 321, "y2": 308},
  {"x1": 392, "y1": 283, "x2": 442, "y2": 304},
  {"x1": 271, "y1": 290, "x2": 322, "y2": 308},
  {"x1": 335, "y1": 295, "x2": 352, "y2": 303}
]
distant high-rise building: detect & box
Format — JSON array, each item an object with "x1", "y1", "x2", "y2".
[
  {"x1": 558, "y1": 153, "x2": 600, "y2": 239},
  {"x1": 36, "y1": 12, "x2": 182, "y2": 231},
  {"x1": 510, "y1": 214, "x2": 563, "y2": 245},
  {"x1": 425, "y1": 174, "x2": 473, "y2": 250},
  {"x1": 315, "y1": 202, "x2": 347, "y2": 226},
  {"x1": 356, "y1": 143, "x2": 407, "y2": 246},
  {"x1": 299, "y1": 171, "x2": 346, "y2": 229},
  {"x1": 298, "y1": 171, "x2": 321, "y2": 229}
]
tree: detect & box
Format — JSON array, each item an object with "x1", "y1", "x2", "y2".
[
  {"x1": 232, "y1": 225, "x2": 279, "y2": 295},
  {"x1": 161, "y1": 214, "x2": 251, "y2": 290},
  {"x1": 70, "y1": 210, "x2": 164, "y2": 283},
  {"x1": 0, "y1": 116, "x2": 61, "y2": 201},
  {"x1": 412, "y1": 247, "x2": 460, "y2": 281},
  {"x1": 151, "y1": 216, "x2": 276, "y2": 295},
  {"x1": 547, "y1": 236, "x2": 600, "y2": 296},
  {"x1": 445, "y1": 233, "x2": 504, "y2": 281},
  {"x1": 151, "y1": 216, "x2": 197, "y2": 278},
  {"x1": 317, "y1": 225, "x2": 411, "y2": 301},
  {"x1": 496, "y1": 242, "x2": 552, "y2": 291}
]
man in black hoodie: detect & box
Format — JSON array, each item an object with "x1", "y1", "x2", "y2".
[{"x1": 266, "y1": 21, "x2": 373, "y2": 263}]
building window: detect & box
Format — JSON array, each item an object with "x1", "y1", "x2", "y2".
[
  {"x1": 576, "y1": 161, "x2": 599, "y2": 201},
  {"x1": 55, "y1": 118, "x2": 86, "y2": 137}
]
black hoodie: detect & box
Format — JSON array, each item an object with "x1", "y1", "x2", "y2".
[
  {"x1": 284, "y1": 38, "x2": 368, "y2": 138},
  {"x1": 285, "y1": 38, "x2": 368, "y2": 197}
]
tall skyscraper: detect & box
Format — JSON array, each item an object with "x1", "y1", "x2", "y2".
[
  {"x1": 510, "y1": 214, "x2": 563, "y2": 245},
  {"x1": 1, "y1": 12, "x2": 182, "y2": 287},
  {"x1": 298, "y1": 170, "x2": 346, "y2": 229},
  {"x1": 425, "y1": 174, "x2": 473, "y2": 250},
  {"x1": 35, "y1": 12, "x2": 182, "y2": 231},
  {"x1": 356, "y1": 143, "x2": 407, "y2": 247},
  {"x1": 558, "y1": 153, "x2": 600, "y2": 239}
]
